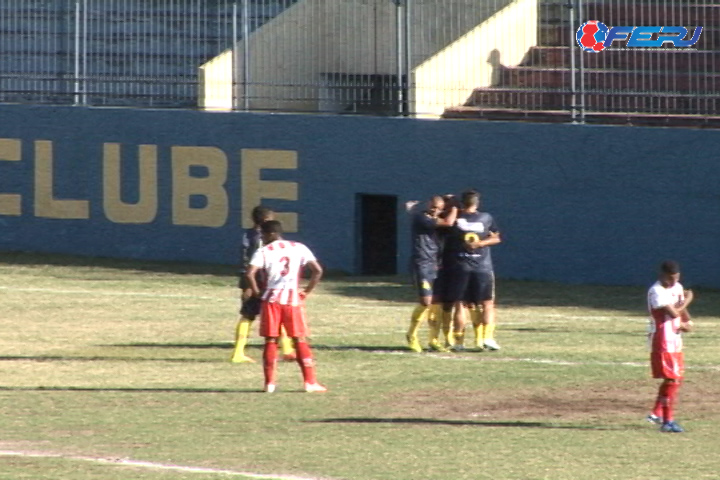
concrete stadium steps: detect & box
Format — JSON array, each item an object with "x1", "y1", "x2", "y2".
[
  {"x1": 464, "y1": 87, "x2": 719, "y2": 115},
  {"x1": 443, "y1": 106, "x2": 720, "y2": 128},
  {"x1": 527, "y1": 47, "x2": 720, "y2": 72},
  {"x1": 503, "y1": 66, "x2": 720, "y2": 92}
]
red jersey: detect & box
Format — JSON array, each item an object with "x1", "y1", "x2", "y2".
[
  {"x1": 647, "y1": 281, "x2": 685, "y2": 353},
  {"x1": 249, "y1": 240, "x2": 317, "y2": 306}
]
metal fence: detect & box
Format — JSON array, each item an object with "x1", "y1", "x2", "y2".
[{"x1": 1, "y1": 0, "x2": 718, "y2": 123}]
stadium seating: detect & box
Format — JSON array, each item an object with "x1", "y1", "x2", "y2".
[{"x1": 443, "y1": 2, "x2": 720, "y2": 127}]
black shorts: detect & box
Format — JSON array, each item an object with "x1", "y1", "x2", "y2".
[
  {"x1": 432, "y1": 267, "x2": 449, "y2": 304},
  {"x1": 411, "y1": 262, "x2": 438, "y2": 298},
  {"x1": 444, "y1": 268, "x2": 495, "y2": 305},
  {"x1": 240, "y1": 296, "x2": 262, "y2": 320}
]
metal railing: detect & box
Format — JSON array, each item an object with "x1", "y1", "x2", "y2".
[{"x1": 1, "y1": 0, "x2": 718, "y2": 122}]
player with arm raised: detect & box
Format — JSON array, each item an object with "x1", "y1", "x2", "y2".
[
  {"x1": 230, "y1": 206, "x2": 295, "y2": 363},
  {"x1": 646, "y1": 260, "x2": 694, "y2": 433},
  {"x1": 406, "y1": 195, "x2": 457, "y2": 352},
  {"x1": 245, "y1": 220, "x2": 326, "y2": 393}
]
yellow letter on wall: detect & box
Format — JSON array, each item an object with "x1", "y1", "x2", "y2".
[
  {"x1": 172, "y1": 146, "x2": 228, "y2": 227},
  {"x1": 0, "y1": 138, "x2": 22, "y2": 216},
  {"x1": 241, "y1": 149, "x2": 298, "y2": 232},
  {"x1": 103, "y1": 143, "x2": 158, "y2": 224},
  {"x1": 34, "y1": 140, "x2": 90, "y2": 219}
]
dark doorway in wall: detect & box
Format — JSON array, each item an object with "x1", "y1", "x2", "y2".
[{"x1": 357, "y1": 194, "x2": 397, "y2": 275}]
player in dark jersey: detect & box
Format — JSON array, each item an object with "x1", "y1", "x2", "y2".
[
  {"x1": 433, "y1": 194, "x2": 461, "y2": 348},
  {"x1": 406, "y1": 195, "x2": 457, "y2": 352},
  {"x1": 230, "y1": 206, "x2": 296, "y2": 363},
  {"x1": 442, "y1": 190, "x2": 501, "y2": 351}
]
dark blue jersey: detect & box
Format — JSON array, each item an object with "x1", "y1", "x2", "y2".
[
  {"x1": 240, "y1": 227, "x2": 263, "y2": 274},
  {"x1": 410, "y1": 210, "x2": 441, "y2": 265},
  {"x1": 444, "y1": 211, "x2": 498, "y2": 272}
]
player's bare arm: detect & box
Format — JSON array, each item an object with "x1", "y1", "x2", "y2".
[
  {"x1": 654, "y1": 289, "x2": 693, "y2": 319},
  {"x1": 435, "y1": 206, "x2": 458, "y2": 227},
  {"x1": 301, "y1": 260, "x2": 323, "y2": 298},
  {"x1": 245, "y1": 265, "x2": 262, "y2": 298}
]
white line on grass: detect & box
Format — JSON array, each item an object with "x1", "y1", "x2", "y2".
[{"x1": 0, "y1": 450, "x2": 331, "y2": 480}]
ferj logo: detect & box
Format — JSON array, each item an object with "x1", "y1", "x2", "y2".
[{"x1": 576, "y1": 20, "x2": 703, "y2": 52}]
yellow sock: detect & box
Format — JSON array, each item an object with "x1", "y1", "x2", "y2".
[
  {"x1": 471, "y1": 307, "x2": 483, "y2": 346},
  {"x1": 231, "y1": 318, "x2": 253, "y2": 362},
  {"x1": 442, "y1": 309, "x2": 453, "y2": 345},
  {"x1": 483, "y1": 322, "x2": 496, "y2": 341},
  {"x1": 279, "y1": 327, "x2": 295, "y2": 357},
  {"x1": 408, "y1": 305, "x2": 429, "y2": 338},
  {"x1": 428, "y1": 305, "x2": 443, "y2": 344},
  {"x1": 453, "y1": 331, "x2": 465, "y2": 348}
]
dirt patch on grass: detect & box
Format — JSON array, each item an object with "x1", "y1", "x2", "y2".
[{"x1": 383, "y1": 377, "x2": 720, "y2": 424}]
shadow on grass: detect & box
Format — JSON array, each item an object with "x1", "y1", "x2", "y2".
[
  {"x1": 0, "y1": 355, "x2": 220, "y2": 363},
  {"x1": 106, "y1": 343, "x2": 413, "y2": 354},
  {"x1": 0, "y1": 251, "x2": 237, "y2": 277},
  {"x1": 3, "y1": 251, "x2": 717, "y2": 316},
  {"x1": 327, "y1": 276, "x2": 720, "y2": 318},
  {"x1": 309, "y1": 417, "x2": 641, "y2": 431},
  {"x1": 0, "y1": 385, "x2": 260, "y2": 394}
]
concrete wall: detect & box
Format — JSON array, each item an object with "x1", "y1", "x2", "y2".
[
  {"x1": 413, "y1": 0, "x2": 537, "y2": 117},
  {"x1": 199, "y1": 0, "x2": 536, "y2": 116},
  {"x1": 1, "y1": 103, "x2": 719, "y2": 288}
]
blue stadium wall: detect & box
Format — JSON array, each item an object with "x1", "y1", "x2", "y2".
[{"x1": 0, "y1": 104, "x2": 718, "y2": 287}]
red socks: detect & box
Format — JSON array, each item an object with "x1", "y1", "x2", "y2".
[
  {"x1": 295, "y1": 341, "x2": 317, "y2": 385},
  {"x1": 653, "y1": 381, "x2": 680, "y2": 422},
  {"x1": 263, "y1": 341, "x2": 278, "y2": 386}
]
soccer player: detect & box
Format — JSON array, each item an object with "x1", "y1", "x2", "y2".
[
  {"x1": 646, "y1": 260, "x2": 694, "y2": 433},
  {"x1": 442, "y1": 189, "x2": 501, "y2": 351},
  {"x1": 245, "y1": 220, "x2": 326, "y2": 393},
  {"x1": 230, "y1": 206, "x2": 295, "y2": 363},
  {"x1": 406, "y1": 195, "x2": 457, "y2": 352}
]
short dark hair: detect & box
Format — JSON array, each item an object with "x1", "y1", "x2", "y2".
[
  {"x1": 260, "y1": 220, "x2": 283, "y2": 235},
  {"x1": 660, "y1": 260, "x2": 680, "y2": 275},
  {"x1": 251, "y1": 206, "x2": 273, "y2": 225},
  {"x1": 461, "y1": 189, "x2": 480, "y2": 208}
]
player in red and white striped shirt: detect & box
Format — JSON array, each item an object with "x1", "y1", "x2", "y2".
[
  {"x1": 646, "y1": 260, "x2": 694, "y2": 433},
  {"x1": 246, "y1": 220, "x2": 326, "y2": 393}
]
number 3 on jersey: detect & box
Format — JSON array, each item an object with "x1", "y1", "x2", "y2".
[{"x1": 279, "y1": 256, "x2": 291, "y2": 276}]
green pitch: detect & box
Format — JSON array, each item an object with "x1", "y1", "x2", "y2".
[{"x1": 1, "y1": 252, "x2": 719, "y2": 480}]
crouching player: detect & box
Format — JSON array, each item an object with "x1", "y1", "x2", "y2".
[
  {"x1": 646, "y1": 260, "x2": 694, "y2": 432},
  {"x1": 246, "y1": 220, "x2": 327, "y2": 393}
]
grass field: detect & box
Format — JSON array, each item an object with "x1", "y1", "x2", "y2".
[{"x1": 1, "y1": 252, "x2": 719, "y2": 480}]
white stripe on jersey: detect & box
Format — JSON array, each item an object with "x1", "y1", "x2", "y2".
[
  {"x1": 456, "y1": 218, "x2": 486, "y2": 233},
  {"x1": 249, "y1": 240, "x2": 316, "y2": 306}
]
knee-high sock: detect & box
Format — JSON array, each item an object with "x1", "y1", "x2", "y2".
[
  {"x1": 263, "y1": 341, "x2": 278, "y2": 385},
  {"x1": 295, "y1": 341, "x2": 317, "y2": 385},
  {"x1": 279, "y1": 326, "x2": 295, "y2": 356},
  {"x1": 483, "y1": 322, "x2": 496, "y2": 341},
  {"x1": 663, "y1": 381, "x2": 680, "y2": 422},
  {"x1": 231, "y1": 318, "x2": 252, "y2": 359},
  {"x1": 470, "y1": 307, "x2": 482, "y2": 343},
  {"x1": 652, "y1": 383, "x2": 668, "y2": 418},
  {"x1": 442, "y1": 308, "x2": 453, "y2": 345},
  {"x1": 428, "y1": 305, "x2": 443, "y2": 343},
  {"x1": 408, "y1": 305, "x2": 429, "y2": 338}
]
